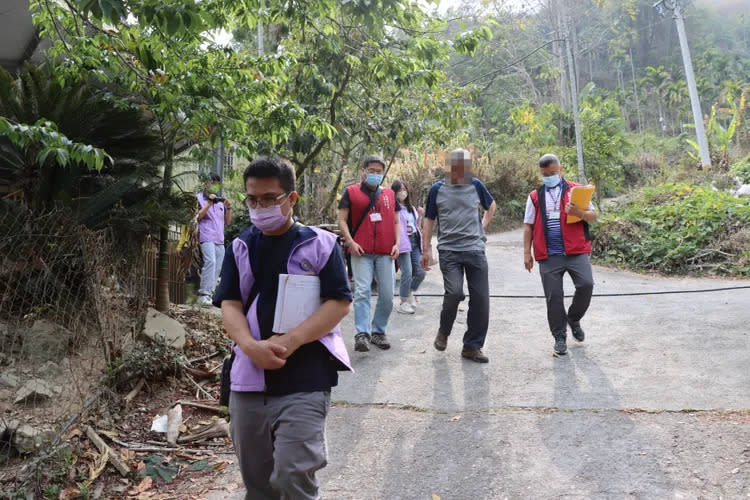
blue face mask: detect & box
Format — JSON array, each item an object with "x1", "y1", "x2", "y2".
[
  {"x1": 542, "y1": 175, "x2": 561, "y2": 188},
  {"x1": 366, "y1": 173, "x2": 383, "y2": 186}
]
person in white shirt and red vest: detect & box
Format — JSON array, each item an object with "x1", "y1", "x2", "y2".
[
  {"x1": 337, "y1": 155, "x2": 400, "y2": 353},
  {"x1": 523, "y1": 154, "x2": 598, "y2": 356}
]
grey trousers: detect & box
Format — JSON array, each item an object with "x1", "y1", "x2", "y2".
[
  {"x1": 438, "y1": 250, "x2": 490, "y2": 350},
  {"x1": 229, "y1": 391, "x2": 331, "y2": 500},
  {"x1": 538, "y1": 254, "x2": 594, "y2": 338}
]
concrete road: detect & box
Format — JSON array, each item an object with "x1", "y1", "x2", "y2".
[{"x1": 210, "y1": 230, "x2": 750, "y2": 499}]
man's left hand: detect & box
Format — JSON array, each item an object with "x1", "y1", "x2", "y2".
[
  {"x1": 268, "y1": 334, "x2": 300, "y2": 359},
  {"x1": 390, "y1": 244, "x2": 399, "y2": 260}
]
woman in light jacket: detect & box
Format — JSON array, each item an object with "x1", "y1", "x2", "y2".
[{"x1": 392, "y1": 179, "x2": 427, "y2": 314}]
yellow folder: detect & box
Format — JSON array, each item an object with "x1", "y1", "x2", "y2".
[{"x1": 566, "y1": 185, "x2": 595, "y2": 223}]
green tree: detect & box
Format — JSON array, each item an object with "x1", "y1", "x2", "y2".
[
  {"x1": 30, "y1": 0, "x2": 331, "y2": 310},
  {"x1": 0, "y1": 64, "x2": 190, "y2": 242},
  {"x1": 570, "y1": 95, "x2": 630, "y2": 202}
]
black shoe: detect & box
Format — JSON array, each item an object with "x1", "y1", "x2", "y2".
[
  {"x1": 433, "y1": 332, "x2": 448, "y2": 351},
  {"x1": 570, "y1": 322, "x2": 585, "y2": 342},
  {"x1": 370, "y1": 332, "x2": 391, "y2": 350},
  {"x1": 354, "y1": 333, "x2": 370, "y2": 352},
  {"x1": 553, "y1": 336, "x2": 567, "y2": 356},
  {"x1": 461, "y1": 348, "x2": 489, "y2": 363}
]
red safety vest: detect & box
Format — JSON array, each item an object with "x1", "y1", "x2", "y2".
[
  {"x1": 529, "y1": 180, "x2": 592, "y2": 261},
  {"x1": 347, "y1": 184, "x2": 396, "y2": 256}
]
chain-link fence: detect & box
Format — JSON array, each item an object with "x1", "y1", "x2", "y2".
[{"x1": 0, "y1": 202, "x2": 147, "y2": 486}]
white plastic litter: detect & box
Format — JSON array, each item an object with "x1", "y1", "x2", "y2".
[{"x1": 151, "y1": 414, "x2": 169, "y2": 433}]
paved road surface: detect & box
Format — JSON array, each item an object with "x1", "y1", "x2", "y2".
[{"x1": 208, "y1": 230, "x2": 750, "y2": 499}]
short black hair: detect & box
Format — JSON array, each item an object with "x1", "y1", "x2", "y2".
[
  {"x1": 243, "y1": 156, "x2": 296, "y2": 192},
  {"x1": 210, "y1": 173, "x2": 221, "y2": 183},
  {"x1": 362, "y1": 154, "x2": 386, "y2": 170},
  {"x1": 538, "y1": 154, "x2": 560, "y2": 169}
]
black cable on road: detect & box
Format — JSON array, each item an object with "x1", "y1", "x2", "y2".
[{"x1": 409, "y1": 284, "x2": 750, "y2": 299}]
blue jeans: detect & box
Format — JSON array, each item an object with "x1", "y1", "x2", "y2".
[
  {"x1": 199, "y1": 241, "x2": 225, "y2": 296},
  {"x1": 409, "y1": 242, "x2": 426, "y2": 292},
  {"x1": 397, "y1": 250, "x2": 427, "y2": 299},
  {"x1": 351, "y1": 254, "x2": 394, "y2": 335},
  {"x1": 397, "y1": 252, "x2": 413, "y2": 299}
]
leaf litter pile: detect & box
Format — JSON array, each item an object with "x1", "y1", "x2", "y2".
[{"x1": 1, "y1": 305, "x2": 246, "y2": 499}]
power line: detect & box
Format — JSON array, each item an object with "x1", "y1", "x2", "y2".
[
  {"x1": 459, "y1": 38, "x2": 564, "y2": 87},
  {"x1": 410, "y1": 284, "x2": 750, "y2": 299},
  {"x1": 455, "y1": 14, "x2": 681, "y2": 90}
]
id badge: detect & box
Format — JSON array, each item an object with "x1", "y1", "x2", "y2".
[
  {"x1": 370, "y1": 212, "x2": 383, "y2": 222},
  {"x1": 549, "y1": 210, "x2": 560, "y2": 220}
]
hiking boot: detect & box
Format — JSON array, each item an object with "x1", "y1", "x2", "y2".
[
  {"x1": 370, "y1": 333, "x2": 391, "y2": 350},
  {"x1": 354, "y1": 333, "x2": 370, "y2": 352},
  {"x1": 396, "y1": 302, "x2": 416, "y2": 315},
  {"x1": 461, "y1": 348, "x2": 489, "y2": 363},
  {"x1": 570, "y1": 322, "x2": 585, "y2": 342},
  {"x1": 553, "y1": 336, "x2": 567, "y2": 356},
  {"x1": 433, "y1": 332, "x2": 448, "y2": 351}
]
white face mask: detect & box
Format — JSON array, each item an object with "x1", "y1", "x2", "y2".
[{"x1": 397, "y1": 191, "x2": 408, "y2": 202}]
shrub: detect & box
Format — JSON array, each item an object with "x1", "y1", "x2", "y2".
[
  {"x1": 479, "y1": 150, "x2": 539, "y2": 230},
  {"x1": 592, "y1": 183, "x2": 750, "y2": 276},
  {"x1": 730, "y1": 156, "x2": 750, "y2": 184}
]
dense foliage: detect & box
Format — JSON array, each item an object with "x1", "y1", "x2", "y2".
[
  {"x1": 593, "y1": 184, "x2": 750, "y2": 276},
  {"x1": 1, "y1": 0, "x2": 749, "y2": 301}
]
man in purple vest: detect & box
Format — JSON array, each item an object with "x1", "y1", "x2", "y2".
[
  {"x1": 196, "y1": 174, "x2": 232, "y2": 306},
  {"x1": 214, "y1": 157, "x2": 352, "y2": 499}
]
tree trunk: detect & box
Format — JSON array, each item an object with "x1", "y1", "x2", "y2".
[
  {"x1": 324, "y1": 159, "x2": 348, "y2": 218},
  {"x1": 554, "y1": 1, "x2": 569, "y2": 111},
  {"x1": 155, "y1": 225, "x2": 171, "y2": 312},
  {"x1": 155, "y1": 125, "x2": 174, "y2": 312}
]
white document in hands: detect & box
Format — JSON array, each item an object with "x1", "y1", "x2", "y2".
[{"x1": 272, "y1": 274, "x2": 322, "y2": 334}]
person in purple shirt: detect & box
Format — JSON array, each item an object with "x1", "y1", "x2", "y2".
[
  {"x1": 196, "y1": 174, "x2": 232, "y2": 306},
  {"x1": 391, "y1": 179, "x2": 426, "y2": 314},
  {"x1": 214, "y1": 157, "x2": 352, "y2": 499}
]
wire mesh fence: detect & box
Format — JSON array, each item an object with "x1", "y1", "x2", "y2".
[{"x1": 0, "y1": 203, "x2": 147, "y2": 484}]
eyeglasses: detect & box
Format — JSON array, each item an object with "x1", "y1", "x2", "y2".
[{"x1": 243, "y1": 192, "x2": 290, "y2": 209}]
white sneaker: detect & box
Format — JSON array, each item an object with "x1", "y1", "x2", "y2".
[
  {"x1": 456, "y1": 307, "x2": 467, "y2": 324},
  {"x1": 408, "y1": 295, "x2": 418, "y2": 308},
  {"x1": 396, "y1": 302, "x2": 416, "y2": 315},
  {"x1": 197, "y1": 295, "x2": 213, "y2": 307}
]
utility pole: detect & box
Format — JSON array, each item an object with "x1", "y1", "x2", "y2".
[
  {"x1": 654, "y1": 0, "x2": 712, "y2": 168},
  {"x1": 629, "y1": 47, "x2": 643, "y2": 133},
  {"x1": 563, "y1": 9, "x2": 586, "y2": 184},
  {"x1": 257, "y1": 2, "x2": 264, "y2": 57}
]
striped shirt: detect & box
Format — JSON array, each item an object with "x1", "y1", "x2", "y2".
[
  {"x1": 523, "y1": 185, "x2": 564, "y2": 255},
  {"x1": 543, "y1": 185, "x2": 564, "y2": 255}
]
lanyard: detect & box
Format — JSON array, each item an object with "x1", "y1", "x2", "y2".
[{"x1": 546, "y1": 185, "x2": 562, "y2": 210}]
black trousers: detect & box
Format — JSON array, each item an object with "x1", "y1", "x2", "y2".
[
  {"x1": 538, "y1": 254, "x2": 594, "y2": 338},
  {"x1": 438, "y1": 250, "x2": 490, "y2": 350}
]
